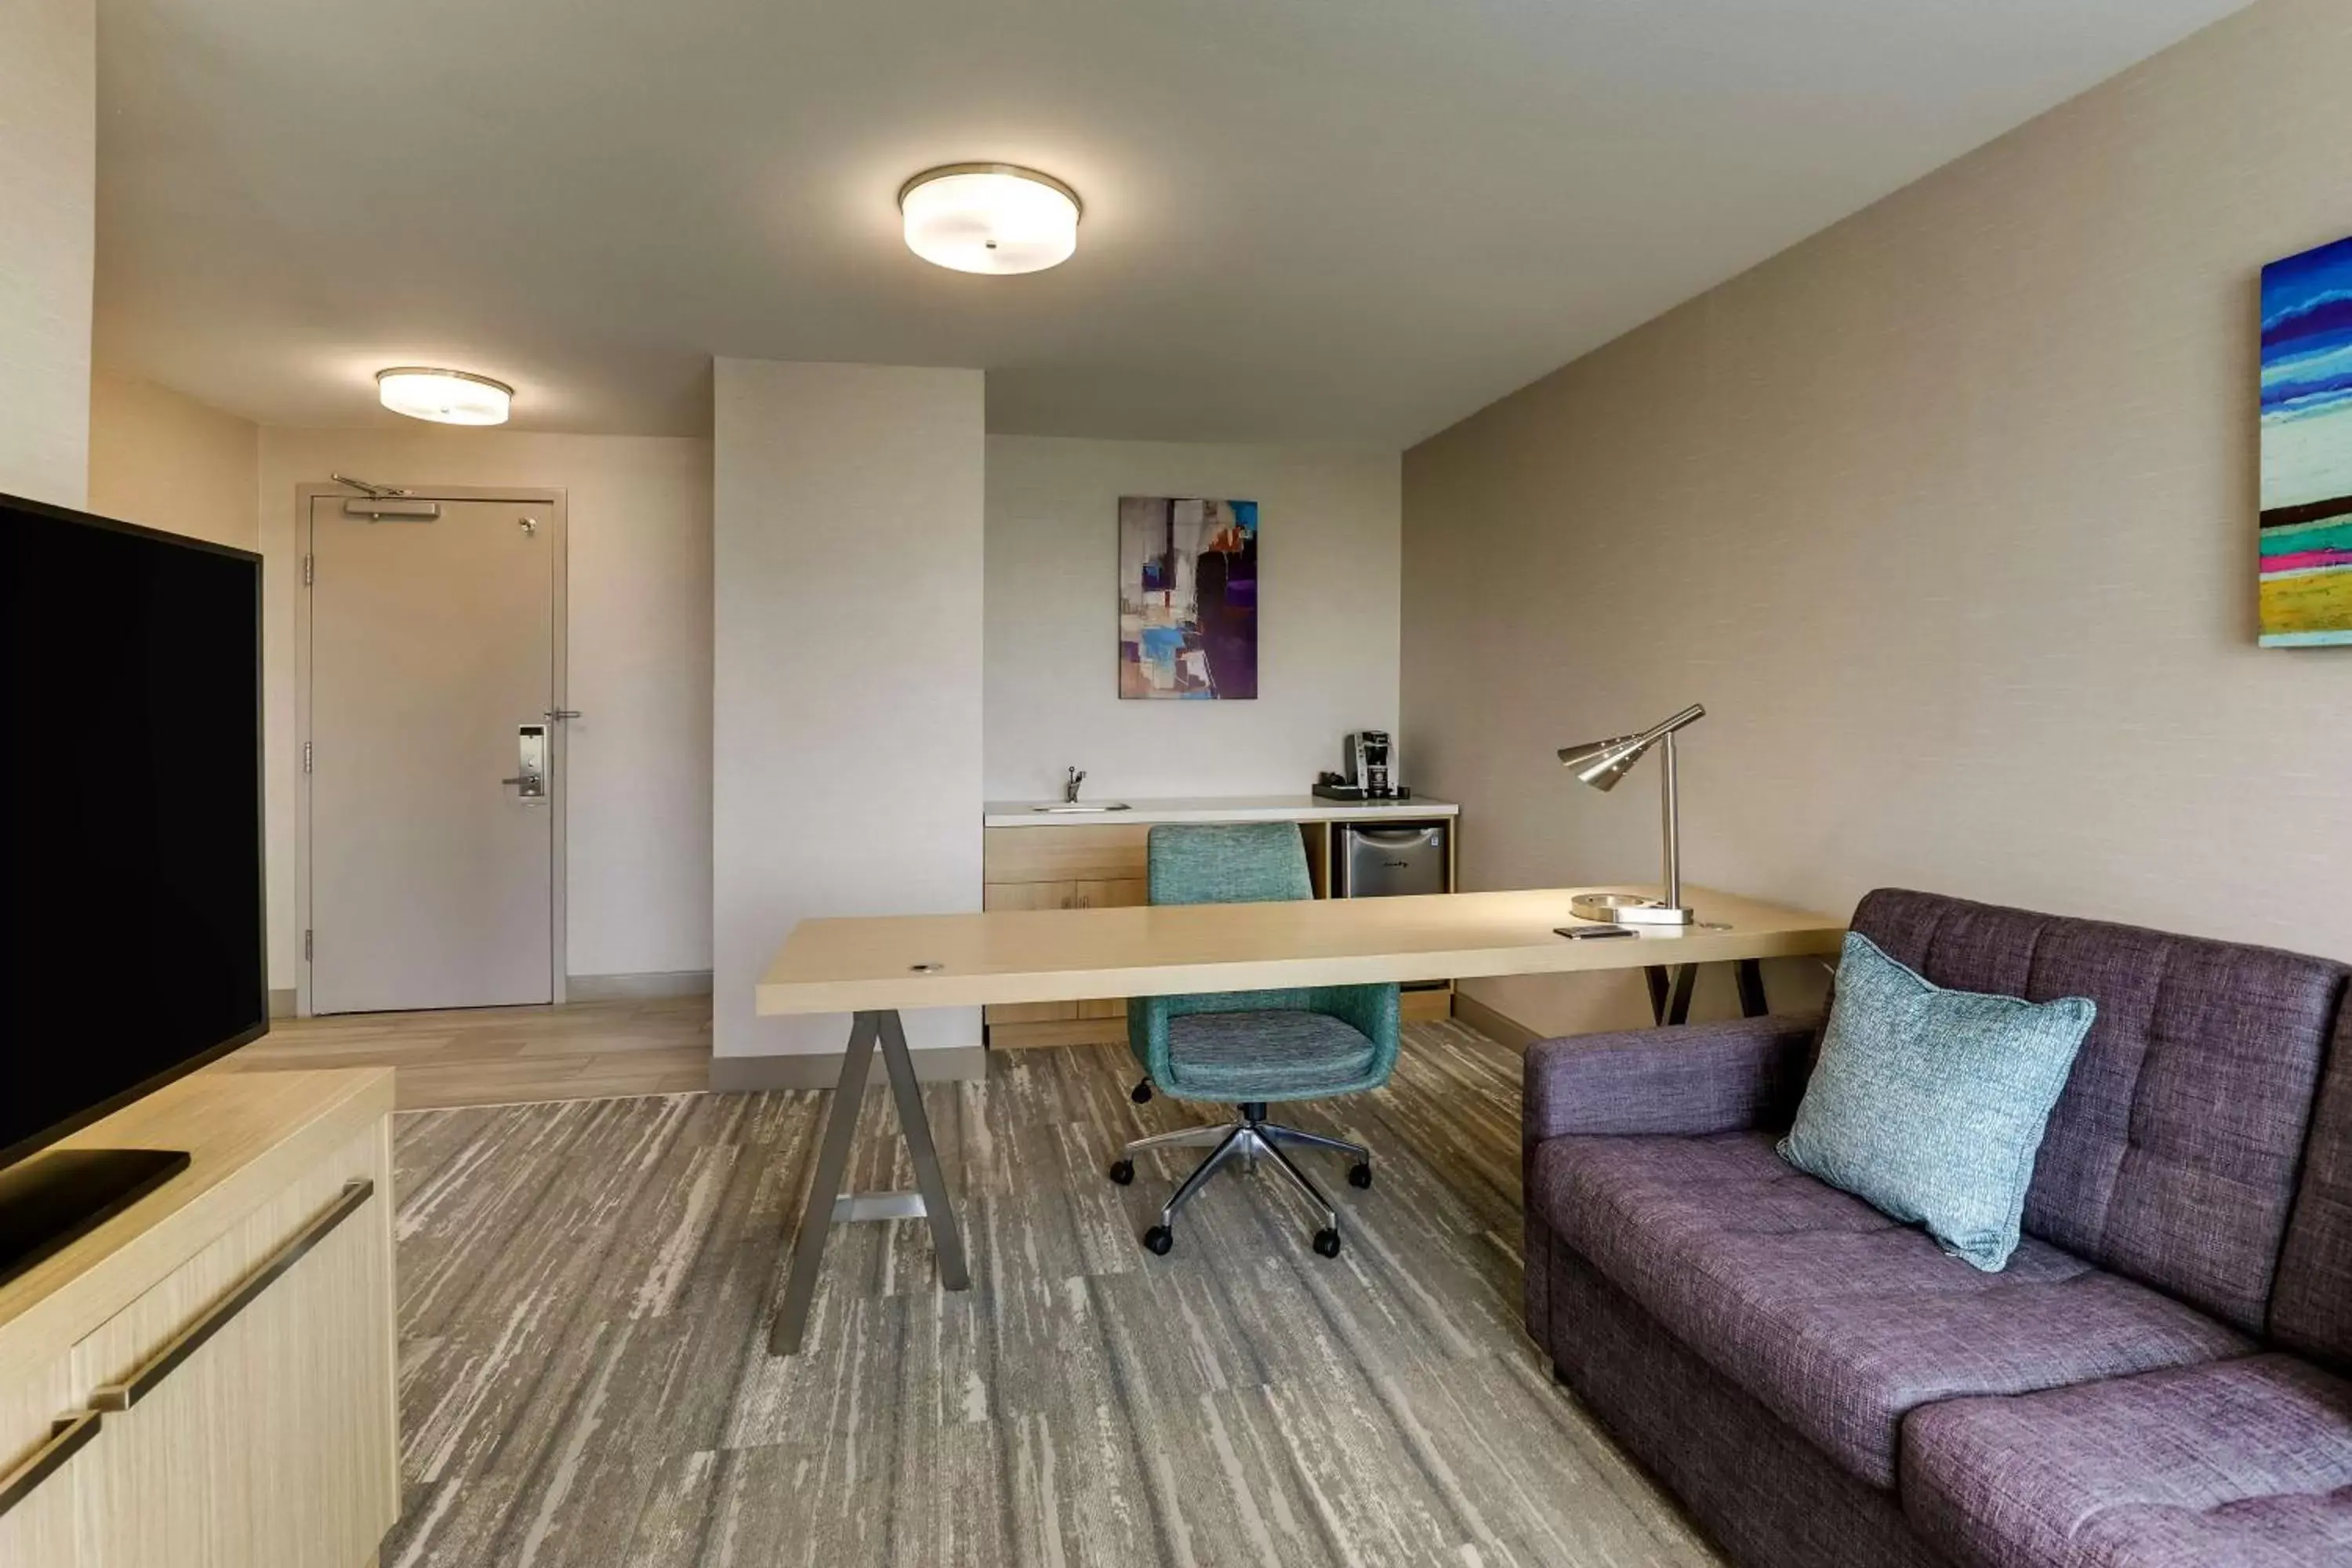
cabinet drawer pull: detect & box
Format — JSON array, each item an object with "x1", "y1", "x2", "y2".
[
  {"x1": 0, "y1": 1409, "x2": 100, "y2": 1518},
  {"x1": 91, "y1": 1178, "x2": 373, "y2": 1414}
]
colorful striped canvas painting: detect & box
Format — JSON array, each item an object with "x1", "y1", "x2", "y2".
[
  {"x1": 2259, "y1": 235, "x2": 2352, "y2": 647},
  {"x1": 1119, "y1": 496, "x2": 1258, "y2": 699}
]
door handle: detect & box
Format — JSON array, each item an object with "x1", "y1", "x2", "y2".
[
  {"x1": 0, "y1": 1409, "x2": 101, "y2": 1519},
  {"x1": 90, "y1": 1181, "x2": 374, "y2": 1414}
]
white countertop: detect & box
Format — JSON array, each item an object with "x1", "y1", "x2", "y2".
[{"x1": 982, "y1": 793, "x2": 1458, "y2": 829}]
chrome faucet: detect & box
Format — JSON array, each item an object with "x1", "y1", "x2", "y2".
[{"x1": 1064, "y1": 766, "x2": 1087, "y2": 804}]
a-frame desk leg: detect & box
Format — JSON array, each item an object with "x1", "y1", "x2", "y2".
[
  {"x1": 768, "y1": 1008, "x2": 969, "y2": 1356},
  {"x1": 1644, "y1": 959, "x2": 1769, "y2": 1024}
]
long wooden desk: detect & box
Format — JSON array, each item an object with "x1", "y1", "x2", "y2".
[{"x1": 755, "y1": 884, "x2": 1846, "y2": 1353}]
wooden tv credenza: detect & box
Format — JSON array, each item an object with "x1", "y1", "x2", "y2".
[{"x1": 0, "y1": 1067, "x2": 398, "y2": 1567}]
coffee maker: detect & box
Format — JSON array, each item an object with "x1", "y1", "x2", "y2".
[{"x1": 1316, "y1": 731, "x2": 1409, "y2": 800}]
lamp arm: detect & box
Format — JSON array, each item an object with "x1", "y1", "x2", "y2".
[
  {"x1": 1635, "y1": 702, "x2": 1707, "y2": 751},
  {"x1": 1660, "y1": 731, "x2": 1682, "y2": 911}
]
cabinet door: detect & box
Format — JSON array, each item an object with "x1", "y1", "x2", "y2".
[
  {"x1": 70, "y1": 1121, "x2": 397, "y2": 1568},
  {"x1": 0, "y1": 1365, "x2": 98, "y2": 1568},
  {"x1": 982, "y1": 825, "x2": 1150, "y2": 884},
  {"x1": 983, "y1": 877, "x2": 1152, "y2": 1028},
  {"x1": 1069, "y1": 877, "x2": 1148, "y2": 1019},
  {"x1": 1069, "y1": 877, "x2": 1146, "y2": 909},
  {"x1": 982, "y1": 881, "x2": 1082, "y2": 1025}
]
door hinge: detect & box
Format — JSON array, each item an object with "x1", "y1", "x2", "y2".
[
  {"x1": 303, "y1": 741, "x2": 313, "y2": 775},
  {"x1": 302, "y1": 554, "x2": 314, "y2": 586},
  {"x1": 304, "y1": 930, "x2": 314, "y2": 962}
]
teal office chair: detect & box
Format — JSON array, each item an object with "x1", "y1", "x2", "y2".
[{"x1": 1107, "y1": 822, "x2": 1400, "y2": 1258}]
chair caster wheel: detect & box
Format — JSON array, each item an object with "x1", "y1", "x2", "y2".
[
  {"x1": 1142, "y1": 1225, "x2": 1174, "y2": 1255},
  {"x1": 1312, "y1": 1228, "x2": 1342, "y2": 1258},
  {"x1": 1131, "y1": 1080, "x2": 1153, "y2": 1104},
  {"x1": 1348, "y1": 1162, "x2": 1373, "y2": 1189},
  {"x1": 1109, "y1": 1159, "x2": 1134, "y2": 1186}
]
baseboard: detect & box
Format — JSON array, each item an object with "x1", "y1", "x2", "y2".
[
  {"x1": 708, "y1": 1044, "x2": 988, "y2": 1091},
  {"x1": 566, "y1": 969, "x2": 714, "y2": 1001},
  {"x1": 267, "y1": 988, "x2": 298, "y2": 1020},
  {"x1": 1450, "y1": 989, "x2": 1542, "y2": 1050}
]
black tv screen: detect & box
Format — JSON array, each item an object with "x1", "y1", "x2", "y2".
[{"x1": 2, "y1": 492, "x2": 266, "y2": 1169}]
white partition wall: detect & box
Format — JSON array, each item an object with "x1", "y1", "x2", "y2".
[{"x1": 711, "y1": 360, "x2": 986, "y2": 1078}]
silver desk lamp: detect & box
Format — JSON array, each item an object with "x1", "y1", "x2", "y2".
[{"x1": 1557, "y1": 702, "x2": 1706, "y2": 927}]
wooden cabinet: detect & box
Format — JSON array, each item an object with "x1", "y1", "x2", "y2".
[
  {"x1": 0, "y1": 1365, "x2": 89, "y2": 1568},
  {"x1": 981, "y1": 830, "x2": 1156, "y2": 1044},
  {"x1": 982, "y1": 877, "x2": 1148, "y2": 1033},
  {"x1": 982, "y1": 822, "x2": 1153, "y2": 884},
  {"x1": 981, "y1": 814, "x2": 1457, "y2": 1048},
  {"x1": 0, "y1": 1069, "x2": 398, "y2": 1568}
]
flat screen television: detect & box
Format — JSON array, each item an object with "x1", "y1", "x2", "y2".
[{"x1": 1, "y1": 490, "x2": 266, "y2": 1280}]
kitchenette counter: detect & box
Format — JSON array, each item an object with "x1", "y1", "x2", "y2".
[{"x1": 983, "y1": 793, "x2": 1459, "y2": 829}]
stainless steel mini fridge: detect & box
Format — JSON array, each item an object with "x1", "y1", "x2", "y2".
[{"x1": 1333, "y1": 821, "x2": 1450, "y2": 898}]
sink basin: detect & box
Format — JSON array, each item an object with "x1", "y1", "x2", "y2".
[{"x1": 1029, "y1": 802, "x2": 1132, "y2": 814}]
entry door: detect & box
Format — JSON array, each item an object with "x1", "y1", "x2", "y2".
[{"x1": 307, "y1": 494, "x2": 562, "y2": 1013}]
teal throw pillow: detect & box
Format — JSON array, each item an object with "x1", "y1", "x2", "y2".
[{"x1": 1778, "y1": 931, "x2": 2094, "y2": 1272}]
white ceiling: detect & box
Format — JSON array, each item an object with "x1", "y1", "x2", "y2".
[{"x1": 95, "y1": 0, "x2": 2250, "y2": 445}]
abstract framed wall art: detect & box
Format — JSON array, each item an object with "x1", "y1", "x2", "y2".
[
  {"x1": 1119, "y1": 495, "x2": 1258, "y2": 699},
  {"x1": 2259, "y1": 234, "x2": 2352, "y2": 647}
]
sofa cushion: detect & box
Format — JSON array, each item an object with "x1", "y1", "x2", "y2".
[
  {"x1": 1904, "y1": 1354, "x2": 2352, "y2": 1568},
  {"x1": 1780, "y1": 931, "x2": 2094, "y2": 1271},
  {"x1": 1531, "y1": 1130, "x2": 2251, "y2": 1488},
  {"x1": 2272, "y1": 1002, "x2": 2352, "y2": 1374},
  {"x1": 1853, "y1": 889, "x2": 2350, "y2": 1333}
]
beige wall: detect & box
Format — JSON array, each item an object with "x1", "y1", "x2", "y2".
[
  {"x1": 0, "y1": 0, "x2": 95, "y2": 508},
  {"x1": 1404, "y1": 0, "x2": 2352, "y2": 1039},
  {"x1": 985, "y1": 435, "x2": 1400, "y2": 800},
  {"x1": 259, "y1": 428, "x2": 714, "y2": 991},
  {"x1": 712, "y1": 360, "x2": 985, "y2": 1067},
  {"x1": 88, "y1": 372, "x2": 260, "y2": 549}
]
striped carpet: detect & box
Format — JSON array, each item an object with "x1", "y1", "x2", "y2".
[{"x1": 383, "y1": 1020, "x2": 1722, "y2": 1568}]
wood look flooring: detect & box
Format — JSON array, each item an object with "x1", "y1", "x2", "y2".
[
  {"x1": 224, "y1": 996, "x2": 714, "y2": 1109},
  {"x1": 372, "y1": 1018, "x2": 1720, "y2": 1568}
]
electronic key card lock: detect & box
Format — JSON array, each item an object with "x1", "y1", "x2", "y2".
[{"x1": 503, "y1": 724, "x2": 548, "y2": 800}]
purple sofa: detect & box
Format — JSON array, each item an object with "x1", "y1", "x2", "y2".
[{"x1": 1523, "y1": 889, "x2": 2352, "y2": 1568}]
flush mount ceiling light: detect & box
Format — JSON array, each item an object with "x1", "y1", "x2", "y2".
[
  {"x1": 898, "y1": 163, "x2": 1081, "y2": 275},
  {"x1": 376, "y1": 366, "x2": 513, "y2": 426}
]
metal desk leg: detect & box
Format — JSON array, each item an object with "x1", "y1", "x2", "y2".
[
  {"x1": 1662, "y1": 964, "x2": 1697, "y2": 1026},
  {"x1": 1735, "y1": 958, "x2": 1769, "y2": 1018},
  {"x1": 770, "y1": 1012, "x2": 877, "y2": 1356},
  {"x1": 1646, "y1": 965, "x2": 1698, "y2": 1025},
  {"x1": 768, "y1": 1007, "x2": 967, "y2": 1357},
  {"x1": 1650, "y1": 961, "x2": 1767, "y2": 1025},
  {"x1": 875, "y1": 1009, "x2": 969, "y2": 1291}
]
